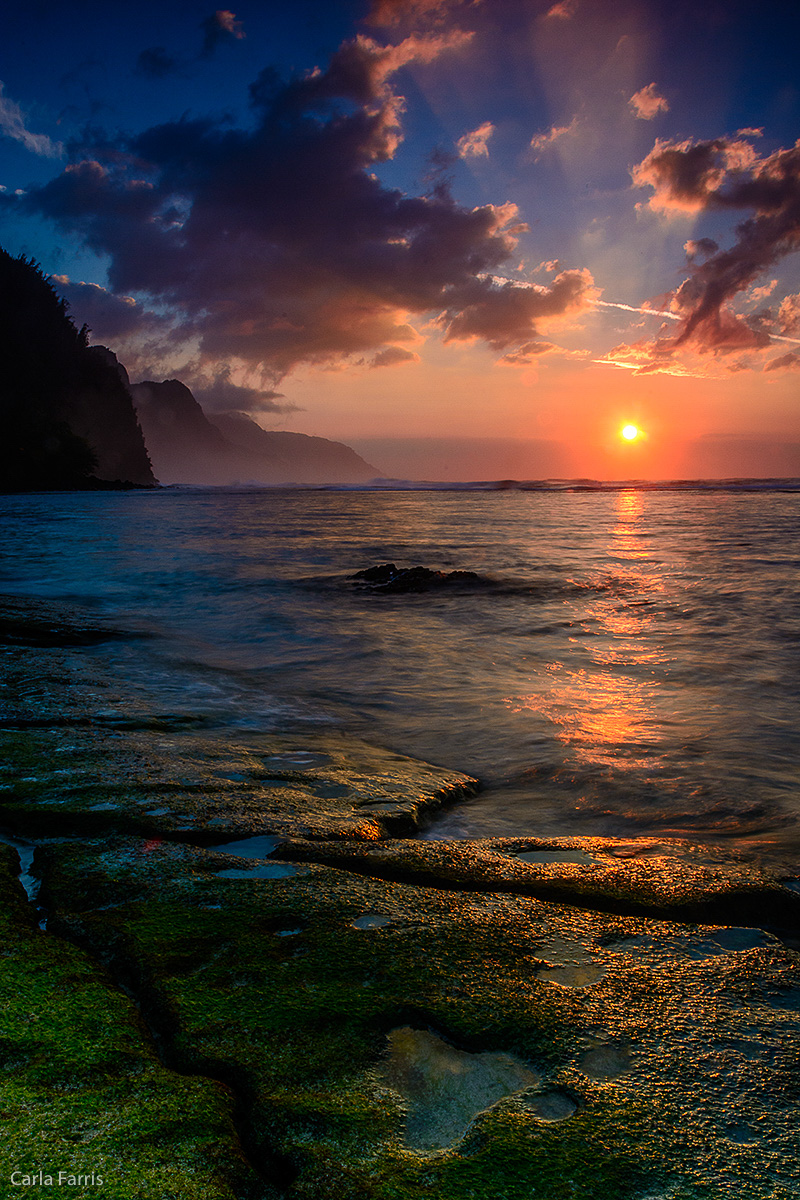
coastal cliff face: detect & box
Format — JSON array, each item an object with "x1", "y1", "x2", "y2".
[
  {"x1": 0, "y1": 249, "x2": 155, "y2": 491},
  {"x1": 132, "y1": 381, "x2": 378, "y2": 485},
  {"x1": 0, "y1": 246, "x2": 376, "y2": 490}
]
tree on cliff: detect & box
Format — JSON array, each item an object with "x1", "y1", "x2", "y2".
[{"x1": 0, "y1": 249, "x2": 154, "y2": 490}]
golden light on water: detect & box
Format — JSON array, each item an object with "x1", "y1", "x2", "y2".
[{"x1": 621, "y1": 424, "x2": 640, "y2": 441}]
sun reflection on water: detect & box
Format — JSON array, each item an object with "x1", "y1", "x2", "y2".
[{"x1": 509, "y1": 490, "x2": 671, "y2": 774}]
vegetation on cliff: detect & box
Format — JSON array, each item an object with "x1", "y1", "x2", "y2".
[{"x1": 0, "y1": 249, "x2": 154, "y2": 491}]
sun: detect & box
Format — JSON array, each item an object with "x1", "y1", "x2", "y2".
[{"x1": 621, "y1": 424, "x2": 640, "y2": 441}]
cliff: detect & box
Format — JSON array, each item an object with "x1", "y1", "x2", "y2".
[
  {"x1": 132, "y1": 382, "x2": 378, "y2": 485},
  {"x1": 0, "y1": 249, "x2": 155, "y2": 491},
  {"x1": 211, "y1": 410, "x2": 379, "y2": 484}
]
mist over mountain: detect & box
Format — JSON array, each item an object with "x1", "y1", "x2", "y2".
[
  {"x1": 0, "y1": 249, "x2": 154, "y2": 491},
  {"x1": 132, "y1": 381, "x2": 379, "y2": 485}
]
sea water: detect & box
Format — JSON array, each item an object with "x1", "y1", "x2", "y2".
[{"x1": 2, "y1": 486, "x2": 799, "y2": 854}]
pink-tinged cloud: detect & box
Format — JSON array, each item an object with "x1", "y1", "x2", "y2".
[
  {"x1": 366, "y1": 0, "x2": 477, "y2": 29},
  {"x1": 201, "y1": 10, "x2": 245, "y2": 57},
  {"x1": 529, "y1": 117, "x2": 578, "y2": 158},
  {"x1": 629, "y1": 84, "x2": 669, "y2": 120},
  {"x1": 778, "y1": 293, "x2": 800, "y2": 334},
  {"x1": 25, "y1": 28, "x2": 583, "y2": 395},
  {"x1": 457, "y1": 121, "x2": 494, "y2": 159},
  {"x1": 545, "y1": 0, "x2": 578, "y2": 19}
]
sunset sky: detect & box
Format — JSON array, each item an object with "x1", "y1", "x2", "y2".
[{"x1": 2, "y1": 0, "x2": 800, "y2": 479}]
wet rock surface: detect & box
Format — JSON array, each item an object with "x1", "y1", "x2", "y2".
[
  {"x1": 3, "y1": 606, "x2": 800, "y2": 1198},
  {"x1": 0, "y1": 722, "x2": 476, "y2": 842},
  {"x1": 31, "y1": 834, "x2": 800, "y2": 1199}
]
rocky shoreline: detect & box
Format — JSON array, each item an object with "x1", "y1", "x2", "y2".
[{"x1": 2, "y1": 595, "x2": 800, "y2": 1198}]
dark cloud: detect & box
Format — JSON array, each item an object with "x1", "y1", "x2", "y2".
[
  {"x1": 134, "y1": 47, "x2": 180, "y2": 79},
  {"x1": 631, "y1": 134, "x2": 800, "y2": 358},
  {"x1": 500, "y1": 339, "x2": 554, "y2": 364},
  {"x1": 441, "y1": 269, "x2": 594, "y2": 349},
  {"x1": 24, "y1": 30, "x2": 592, "y2": 396},
  {"x1": 200, "y1": 10, "x2": 245, "y2": 58},
  {"x1": 765, "y1": 352, "x2": 800, "y2": 372},
  {"x1": 49, "y1": 275, "x2": 168, "y2": 342},
  {"x1": 684, "y1": 237, "x2": 718, "y2": 262},
  {"x1": 370, "y1": 345, "x2": 419, "y2": 367},
  {"x1": 190, "y1": 368, "x2": 295, "y2": 413}
]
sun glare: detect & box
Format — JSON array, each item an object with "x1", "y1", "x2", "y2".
[{"x1": 621, "y1": 424, "x2": 639, "y2": 441}]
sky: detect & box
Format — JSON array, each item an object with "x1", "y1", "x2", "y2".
[{"x1": 2, "y1": 0, "x2": 800, "y2": 479}]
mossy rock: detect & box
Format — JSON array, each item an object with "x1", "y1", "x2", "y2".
[
  {"x1": 277, "y1": 835, "x2": 800, "y2": 935},
  {"x1": 0, "y1": 844, "x2": 276, "y2": 1199},
  {"x1": 0, "y1": 724, "x2": 477, "y2": 843},
  {"x1": 38, "y1": 836, "x2": 800, "y2": 1199}
]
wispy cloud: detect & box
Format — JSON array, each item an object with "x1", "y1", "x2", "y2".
[{"x1": 0, "y1": 82, "x2": 62, "y2": 158}]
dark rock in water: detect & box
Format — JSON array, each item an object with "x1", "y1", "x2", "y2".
[{"x1": 352, "y1": 563, "x2": 489, "y2": 593}]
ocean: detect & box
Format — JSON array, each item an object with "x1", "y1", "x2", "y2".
[{"x1": 3, "y1": 484, "x2": 800, "y2": 859}]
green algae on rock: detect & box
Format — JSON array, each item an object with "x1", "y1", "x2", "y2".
[
  {"x1": 0, "y1": 844, "x2": 276, "y2": 1200},
  {"x1": 37, "y1": 835, "x2": 800, "y2": 1200}
]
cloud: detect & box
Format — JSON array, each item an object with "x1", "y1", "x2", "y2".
[
  {"x1": 369, "y1": 345, "x2": 419, "y2": 367},
  {"x1": 500, "y1": 340, "x2": 554, "y2": 364},
  {"x1": 440, "y1": 268, "x2": 596, "y2": 349},
  {"x1": 630, "y1": 134, "x2": 800, "y2": 358},
  {"x1": 135, "y1": 47, "x2": 181, "y2": 79},
  {"x1": 684, "y1": 237, "x2": 718, "y2": 262},
  {"x1": 545, "y1": 0, "x2": 578, "y2": 18},
  {"x1": 200, "y1": 10, "x2": 245, "y2": 57},
  {"x1": 457, "y1": 121, "x2": 494, "y2": 159},
  {"x1": 50, "y1": 276, "x2": 167, "y2": 341},
  {"x1": 366, "y1": 0, "x2": 471, "y2": 27},
  {"x1": 778, "y1": 293, "x2": 800, "y2": 334},
  {"x1": 0, "y1": 82, "x2": 62, "y2": 158},
  {"x1": 25, "y1": 29, "x2": 590, "y2": 395},
  {"x1": 190, "y1": 367, "x2": 294, "y2": 413},
  {"x1": 529, "y1": 117, "x2": 578, "y2": 158},
  {"x1": 765, "y1": 352, "x2": 800, "y2": 371},
  {"x1": 629, "y1": 83, "x2": 669, "y2": 120}
]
